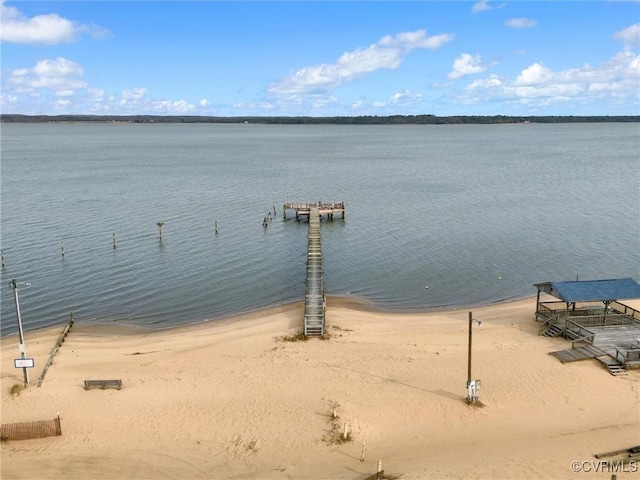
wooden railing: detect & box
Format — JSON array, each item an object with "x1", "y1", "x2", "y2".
[
  {"x1": 572, "y1": 334, "x2": 596, "y2": 348},
  {"x1": 611, "y1": 301, "x2": 640, "y2": 322},
  {"x1": 537, "y1": 301, "x2": 640, "y2": 328},
  {"x1": 537, "y1": 311, "x2": 560, "y2": 334},
  {"x1": 569, "y1": 314, "x2": 635, "y2": 328},
  {"x1": 538, "y1": 317, "x2": 551, "y2": 335},
  {"x1": 536, "y1": 303, "x2": 555, "y2": 320},
  {"x1": 616, "y1": 348, "x2": 640, "y2": 366},
  {"x1": 565, "y1": 319, "x2": 595, "y2": 342}
]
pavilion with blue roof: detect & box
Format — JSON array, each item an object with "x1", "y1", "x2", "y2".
[
  {"x1": 535, "y1": 278, "x2": 640, "y2": 304},
  {"x1": 534, "y1": 277, "x2": 640, "y2": 370}
]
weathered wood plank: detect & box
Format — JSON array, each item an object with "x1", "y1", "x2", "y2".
[{"x1": 549, "y1": 345, "x2": 608, "y2": 363}]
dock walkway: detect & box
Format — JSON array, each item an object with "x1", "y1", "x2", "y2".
[
  {"x1": 303, "y1": 207, "x2": 325, "y2": 336},
  {"x1": 283, "y1": 201, "x2": 344, "y2": 337}
]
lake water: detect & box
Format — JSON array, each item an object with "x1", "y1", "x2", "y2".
[{"x1": 1, "y1": 122, "x2": 638, "y2": 336}]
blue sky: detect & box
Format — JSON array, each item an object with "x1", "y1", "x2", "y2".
[{"x1": 1, "y1": 1, "x2": 639, "y2": 116}]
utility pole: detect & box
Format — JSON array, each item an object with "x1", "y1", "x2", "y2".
[
  {"x1": 467, "y1": 311, "x2": 482, "y2": 402},
  {"x1": 10, "y1": 279, "x2": 29, "y2": 386}
]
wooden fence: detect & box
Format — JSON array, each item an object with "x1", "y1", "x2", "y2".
[
  {"x1": 37, "y1": 315, "x2": 74, "y2": 387},
  {"x1": 1, "y1": 416, "x2": 61, "y2": 441}
]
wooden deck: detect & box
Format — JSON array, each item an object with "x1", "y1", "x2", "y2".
[
  {"x1": 591, "y1": 324, "x2": 640, "y2": 351},
  {"x1": 283, "y1": 201, "x2": 345, "y2": 221},
  {"x1": 537, "y1": 300, "x2": 640, "y2": 369},
  {"x1": 303, "y1": 207, "x2": 325, "y2": 336},
  {"x1": 591, "y1": 324, "x2": 640, "y2": 369}
]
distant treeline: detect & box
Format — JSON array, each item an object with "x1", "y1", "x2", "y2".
[{"x1": 2, "y1": 114, "x2": 639, "y2": 124}]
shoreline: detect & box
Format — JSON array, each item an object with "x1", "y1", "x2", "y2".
[
  {"x1": 1, "y1": 293, "x2": 536, "y2": 340},
  {"x1": 3, "y1": 114, "x2": 640, "y2": 124},
  {"x1": 2, "y1": 297, "x2": 638, "y2": 479}
]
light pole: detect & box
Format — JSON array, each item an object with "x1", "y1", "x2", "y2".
[
  {"x1": 467, "y1": 311, "x2": 482, "y2": 402},
  {"x1": 10, "y1": 279, "x2": 29, "y2": 386}
]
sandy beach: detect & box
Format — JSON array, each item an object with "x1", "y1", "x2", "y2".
[{"x1": 1, "y1": 297, "x2": 639, "y2": 479}]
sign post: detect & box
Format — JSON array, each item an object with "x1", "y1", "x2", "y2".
[
  {"x1": 10, "y1": 279, "x2": 29, "y2": 386},
  {"x1": 14, "y1": 358, "x2": 35, "y2": 369}
]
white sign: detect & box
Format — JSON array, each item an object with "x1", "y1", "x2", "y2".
[
  {"x1": 14, "y1": 358, "x2": 35, "y2": 368},
  {"x1": 19, "y1": 343, "x2": 26, "y2": 353}
]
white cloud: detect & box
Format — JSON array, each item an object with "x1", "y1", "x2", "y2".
[
  {"x1": 448, "y1": 53, "x2": 490, "y2": 80},
  {"x1": 613, "y1": 23, "x2": 640, "y2": 51},
  {"x1": 33, "y1": 57, "x2": 84, "y2": 78},
  {"x1": 54, "y1": 99, "x2": 72, "y2": 109},
  {"x1": 344, "y1": 91, "x2": 423, "y2": 113},
  {"x1": 514, "y1": 63, "x2": 554, "y2": 85},
  {"x1": 113, "y1": 89, "x2": 196, "y2": 113},
  {"x1": 312, "y1": 95, "x2": 339, "y2": 109},
  {"x1": 121, "y1": 88, "x2": 148, "y2": 101},
  {"x1": 389, "y1": 90, "x2": 423, "y2": 106},
  {"x1": 472, "y1": 0, "x2": 506, "y2": 14},
  {"x1": 88, "y1": 88, "x2": 105, "y2": 102},
  {"x1": 472, "y1": 0, "x2": 492, "y2": 14},
  {"x1": 7, "y1": 57, "x2": 87, "y2": 95},
  {"x1": 458, "y1": 51, "x2": 640, "y2": 109},
  {"x1": 268, "y1": 29, "x2": 453, "y2": 102},
  {"x1": 150, "y1": 100, "x2": 196, "y2": 113},
  {"x1": 0, "y1": 57, "x2": 202, "y2": 115},
  {"x1": 266, "y1": 29, "x2": 452, "y2": 114},
  {"x1": 0, "y1": 92, "x2": 19, "y2": 106},
  {"x1": 233, "y1": 101, "x2": 275, "y2": 111},
  {"x1": 505, "y1": 18, "x2": 537, "y2": 29},
  {"x1": 0, "y1": 0, "x2": 108, "y2": 44}
]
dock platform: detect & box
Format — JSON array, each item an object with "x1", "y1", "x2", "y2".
[
  {"x1": 283, "y1": 202, "x2": 345, "y2": 221},
  {"x1": 284, "y1": 201, "x2": 344, "y2": 336}
]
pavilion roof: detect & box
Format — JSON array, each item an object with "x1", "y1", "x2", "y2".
[{"x1": 535, "y1": 278, "x2": 640, "y2": 303}]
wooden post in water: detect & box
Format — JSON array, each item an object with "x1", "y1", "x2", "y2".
[
  {"x1": 215, "y1": 221, "x2": 218, "y2": 235},
  {"x1": 157, "y1": 221, "x2": 164, "y2": 242},
  {"x1": 112, "y1": 233, "x2": 117, "y2": 250},
  {"x1": 61, "y1": 241, "x2": 65, "y2": 259},
  {"x1": 1, "y1": 250, "x2": 5, "y2": 269}
]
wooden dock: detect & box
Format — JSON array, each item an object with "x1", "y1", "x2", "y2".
[
  {"x1": 303, "y1": 207, "x2": 325, "y2": 336},
  {"x1": 283, "y1": 201, "x2": 344, "y2": 337},
  {"x1": 283, "y1": 202, "x2": 345, "y2": 221}
]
